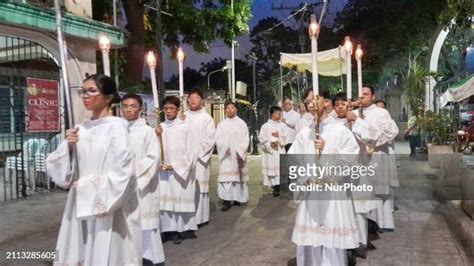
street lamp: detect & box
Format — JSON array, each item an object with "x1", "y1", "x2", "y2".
[
  {"x1": 355, "y1": 44, "x2": 363, "y2": 98},
  {"x1": 99, "y1": 34, "x2": 111, "y2": 77},
  {"x1": 207, "y1": 66, "x2": 228, "y2": 90},
  {"x1": 344, "y1": 36, "x2": 353, "y2": 100},
  {"x1": 177, "y1": 47, "x2": 185, "y2": 97},
  {"x1": 309, "y1": 14, "x2": 320, "y2": 96}
]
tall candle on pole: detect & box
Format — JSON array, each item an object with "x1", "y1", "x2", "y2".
[
  {"x1": 147, "y1": 51, "x2": 168, "y2": 170},
  {"x1": 177, "y1": 47, "x2": 185, "y2": 112},
  {"x1": 309, "y1": 14, "x2": 321, "y2": 155},
  {"x1": 99, "y1": 35, "x2": 111, "y2": 76},
  {"x1": 177, "y1": 47, "x2": 185, "y2": 97},
  {"x1": 355, "y1": 44, "x2": 363, "y2": 97},
  {"x1": 355, "y1": 44, "x2": 365, "y2": 119},
  {"x1": 344, "y1": 36, "x2": 353, "y2": 100},
  {"x1": 309, "y1": 14, "x2": 319, "y2": 96}
]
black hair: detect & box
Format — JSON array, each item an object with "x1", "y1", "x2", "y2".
[
  {"x1": 224, "y1": 101, "x2": 238, "y2": 110},
  {"x1": 303, "y1": 88, "x2": 331, "y2": 100},
  {"x1": 375, "y1": 99, "x2": 387, "y2": 108},
  {"x1": 122, "y1": 93, "x2": 143, "y2": 107},
  {"x1": 188, "y1": 88, "x2": 204, "y2": 99},
  {"x1": 363, "y1": 84, "x2": 375, "y2": 95},
  {"x1": 303, "y1": 89, "x2": 312, "y2": 101},
  {"x1": 84, "y1": 73, "x2": 120, "y2": 106},
  {"x1": 332, "y1": 92, "x2": 347, "y2": 106},
  {"x1": 270, "y1": 105, "x2": 282, "y2": 115},
  {"x1": 163, "y1": 96, "x2": 180, "y2": 108}
]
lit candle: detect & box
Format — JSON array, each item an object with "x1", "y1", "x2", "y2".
[
  {"x1": 177, "y1": 47, "x2": 185, "y2": 97},
  {"x1": 99, "y1": 35, "x2": 111, "y2": 76},
  {"x1": 355, "y1": 44, "x2": 363, "y2": 98},
  {"x1": 344, "y1": 36, "x2": 353, "y2": 100}
]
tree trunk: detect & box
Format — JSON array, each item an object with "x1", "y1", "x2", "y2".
[{"x1": 123, "y1": 0, "x2": 145, "y2": 83}]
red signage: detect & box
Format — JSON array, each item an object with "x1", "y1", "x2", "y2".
[{"x1": 26, "y1": 78, "x2": 60, "y2": 132}]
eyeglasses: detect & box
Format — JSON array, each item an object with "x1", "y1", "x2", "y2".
[
  {"x1": 79, "y1": 88, "x2": 102, "y2": 98},
  {"x1": 121, "y1": 105, "x2": 140, "y2": 110}
]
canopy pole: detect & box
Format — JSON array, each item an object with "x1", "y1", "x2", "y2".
[{"x1": 280, "y1": 64, "x2": 283, "y2": 105}]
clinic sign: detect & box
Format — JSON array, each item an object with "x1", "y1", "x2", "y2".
[{"x1": 26, "y1": 78, "x2": 60, "y2": 132}]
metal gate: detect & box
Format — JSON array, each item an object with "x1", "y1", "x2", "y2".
[{"x1": 0, "y1": 35, "x2": 62, "y2": 202}]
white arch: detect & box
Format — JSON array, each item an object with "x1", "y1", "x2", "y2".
[
  {"x1": 0, "y1": 24, "x2": 84, "y2": 87},
  {"x1": 426, "y1": 27, "x2": 450, "y2": 111}
]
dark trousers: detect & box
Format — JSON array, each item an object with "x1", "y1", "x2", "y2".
[
  {"x1": 408, "y1": 135, "x2": 421, "y2": 155},
  {"x1": 285, "y1": 143, "x2": 292, "y2": 152}
]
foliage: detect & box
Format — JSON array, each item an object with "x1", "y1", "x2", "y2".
[
  {"x1": 402, "y1": 58, "x2": 434, "y2": 117},
  {"x1": 421, "y1": 110, "x2": 457, "y2": 145},
  {"x1": 334, "y1": 0, "x2": 445, "y2": 87},
  {"x1": 438, "y1": 0, "x2": 474, "y2": 32}
]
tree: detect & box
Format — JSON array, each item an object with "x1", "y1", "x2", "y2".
[
  {"x1": 92, "y1": 0, "x2": 252, "y2": 94},
  {"x1": 334, "y1": 0, "x2": 445, "y2": 87}
]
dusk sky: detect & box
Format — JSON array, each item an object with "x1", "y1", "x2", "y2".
[{"x1": 162, "y1": 0, "x2": 348, "y2": 80}]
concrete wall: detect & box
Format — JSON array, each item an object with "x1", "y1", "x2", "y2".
[{"x1": 65, "y1": 0, "x2": 92, "y2": 19}]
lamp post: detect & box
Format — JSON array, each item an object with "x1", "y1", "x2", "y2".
[
  {"x1": 355, "y1": 44, "x2": 363, "y2": 98},
  {"x1": 344, "y1": 36, "x2": 353, "y2": 100},
  {"x1": 230, "y1": 0, "x2": 236, "y2": 101},
  {"x1": 207, "y1": 66, "x2": 228, "y2": 90},
  {"x1": 99, "y1": 35, "x2": 111, "y2": 77},
  {"x1": 309, "y1": 14, "x2": 320, "y2": 95},
  {"x1": 177, "y1": 47, "x2": 185, "y2": 97}
]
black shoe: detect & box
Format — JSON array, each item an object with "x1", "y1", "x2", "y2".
[
  {"x1": 180, "y1": 230, "x2": 197, "y2": 239},
  {"x1": 172, "y1": 232, "x2": 183, "y2": 245},
  {"x1": 347, "y1": 249, "x2": 357, "y2": 265},
  {"x1": 233, "y1": 201, "x2": 241, "y2": 206},
  {"x1": 222, "y1": 200, "x2": 232, "y2": 211},
  {"x1": 367, "y1": 241, "x2": 377, "y2": 250},
  {"x1": 378, "y1": 228, "x2": 394, "y2": 233},
  {"x1": 368, "y1": 219, "x2": 379, "y2": 234},
  {"x1": 272, "y1": 185, "x2": 281, "y2": 197},
  {"x1": 161, "y1": 232, "x2": 170, "y2": 243},
  {"x1": 354, "y1": 246, "x2": 367, "y2": 259}
]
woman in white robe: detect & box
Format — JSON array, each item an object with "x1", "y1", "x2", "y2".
[
  {"x1": 157, "y1": 96, "x2": 196, "y2": 244},
  {"x1": 215, "y1": 102, "x2": 250, "y2": 211},
  {"x1": 46, "y1": 74, "x2": 141, "y2": 266},
  {"x1": 289, "y1": 89, "x2": 360, "y2": 266},
  {"x1": 122, "y1": 94, "x2": 164, "y2": 264},
  {"x1": 258, "y1": 106, "x2": 287, "y2": 197}
]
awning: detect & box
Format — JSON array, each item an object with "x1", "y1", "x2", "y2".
[
  {"x1": 0, "y1": 2, "x2": 126, "y2": 46},
  {"x1": 280, "y1": 47, "x2": 347, "y2": 77},
  {"x1": 440, "y1": 75, "x2": 474, "y2": 107}
]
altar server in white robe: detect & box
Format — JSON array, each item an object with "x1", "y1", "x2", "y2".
[
  {"x1": 289, "y1": 88, "x2": 360, "y2": 266},
  {"x1": 282, "y1": 98, "x2": 300, "y2": 152},
  {"x1": 184, "y1": 89, "x2": 216, "y2": 226},
  {"x1": 258, "y1": 106, "x2": 287, "y2": 197},
  {"x1": 46, "y1": 74, "x2": 141, "y2": 266},
  {"x1": 375, "y1": 100, "x2": 399, "y2": 219},
  {"x1": 156, "y1": 96, "x2": 196, "y2": 244},
  {"x1": 346, "y1": 85, "x2": 399, "y2": 234},
  {"x1": 122, "y1": 93, "x2": 164, "y2": 264},
  {"x1": 215, "y1": 101, "x2": 250, "y2": 211},
  {"x1": 333, "y1": 92, "x2": 375, "y2": 258}
]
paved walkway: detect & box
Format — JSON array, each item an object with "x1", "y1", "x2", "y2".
[{"x1": 0, "y1": 142, "x2": 471, "y2": 265}]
